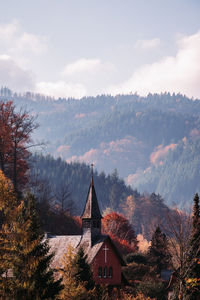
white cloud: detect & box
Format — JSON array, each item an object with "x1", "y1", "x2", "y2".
[
  {"x1": 110, "y1": 30, "x2": 200, "y2": 99},
  {"x1": 0, "y1": 56, "x2": 34, "y2": 91},
  {"x1": 62, "y1": 58, "x2": 102, "y2": 77},
  {"x1": 0, "y1": 55, "x2": 10, "y2": 60},
  {"x1": 135, "y1": 38, "x2": 160, "y2": 50},
  {"x1": 0, "y1": 20, "x2": 18, "y2": 40},
  {"x1": 36, "y1": 81, "x2": 87, "y2": 99},
  {"x1": 0, "y1": 20, "x2": 47, "y2": 67},
  {"x1": 60, "y1": 58, "x2": 117, "y2": 97},
  {"x1": 0, "y1": 20, "x2": 48, "y2": 93}
]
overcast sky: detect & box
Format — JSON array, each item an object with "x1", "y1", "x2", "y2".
[{"x1": 0, "y1": 0, "x2": 200, "y2": 99}]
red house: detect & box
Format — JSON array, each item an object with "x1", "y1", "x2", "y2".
[{"x1": 49, "y1": 174, "x2": 125, "y2": 286}]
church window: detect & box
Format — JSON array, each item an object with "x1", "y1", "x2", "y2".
[
  {"x1": 98, "y1": 267, "x2": 102, "y2": 278},
  {"x1": 109, "y1": 266, "x2": 113, "y2": 278},
  {"x1": 104, "y1": 266, "x2": 107, "y2": 278}
]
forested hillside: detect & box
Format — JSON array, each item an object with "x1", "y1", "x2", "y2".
[
  {"x1": 30, "y1": 154, "x2": 170, "y2": 240},
  {"x1": 132, "y1": 137, "x2": 200, "y2": 207},
  {"x1": 1, "y1": 87, "x2": 200, "y2": 207}
]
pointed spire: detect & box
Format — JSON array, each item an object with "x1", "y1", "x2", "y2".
[
  {"x1": 91, "y1": 163, "x2": 94, "y2": 186},
  {"x1": 81, "y1": 164, "x2": 102, "y2": 219}
]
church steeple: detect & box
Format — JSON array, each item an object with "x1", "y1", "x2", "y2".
[{"x1": 81, "y1": 165, "x2": 102, "y2": 246}]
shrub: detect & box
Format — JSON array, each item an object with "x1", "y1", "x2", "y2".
[{"x1": 125, "y1": 253, "x2": 147, "y2": 265}]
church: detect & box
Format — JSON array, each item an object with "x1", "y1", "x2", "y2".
[{"x1": 49, "y1": 173, "x2": 125, "y2": 286}]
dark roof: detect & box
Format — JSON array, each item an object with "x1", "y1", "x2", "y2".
[{"x1": 81, "y1": 176, "x2": 102, "y2": 219}]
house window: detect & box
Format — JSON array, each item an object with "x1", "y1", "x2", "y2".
[
  {"x1": 109, "y1": 266, "x2": 113, "y2": 278},
  {"x1": 104, "y1": 266, "x2": 107, "y2": 278},
  {"x1": 98, "y1": 267, "x2": 102, "y2": 278}
]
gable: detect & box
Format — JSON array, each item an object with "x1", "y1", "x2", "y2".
[
  {"x1": 93, "y1": 239, "x2": 122, "y2": 266},
  {"x1": 91, "y1": 238, "x2": 123, "y2": 285}
]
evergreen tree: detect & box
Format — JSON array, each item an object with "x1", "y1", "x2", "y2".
[
  {"x1": 11, "y1": 193, "x2": 63, "y2": 299},
  {"x1": 59, "y1": 246, "x2": 96, "y2": 300},
  {"x1": 148, "y1": 226, "x2": 171, "y2": 275},
  {"x1": 185, "y1": 193, "x2": 200, "y2": 299},
  {"x1": 0, "y1": 170, "x2": 20, "y2": 297},
  {"x1": 72, "y1": 247, "x2": 94, "y2": 291},
  {"x1": 59, "y1": 245, "x2": 96, "y2": 300},
  {"x1": 0, "y1": 177, "x2": 63, "y2": 300}
]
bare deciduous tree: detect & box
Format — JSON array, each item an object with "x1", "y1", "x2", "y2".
[
  {"x1": 163, "y1": 208, "x2": 193, "y2": 298},
  {"x1": 54, "y1": 183, "x2": 75, "y2": 215}
]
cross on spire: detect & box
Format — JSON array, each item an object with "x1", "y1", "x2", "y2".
[{"x1": 91, "y1": 163, "x2": 94, "y2": 176}]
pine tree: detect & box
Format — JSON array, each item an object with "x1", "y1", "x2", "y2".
[
  {"x1": 185, "y1": 193, "x2": 200, "y2": 299},
  {"x1": 148, "y1": 226, "x2": 171, "y2": 275}
]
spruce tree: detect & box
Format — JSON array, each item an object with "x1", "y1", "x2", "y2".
[
  {"x1": 148, "y1": 226, "x2": 171, "y2": 275},
  {"x1": 186, "y1": 193, "x2": 200, "y2": 299},
  {"x1": 72, "y1": 247, "x2": 94, "y2": 291},
  {"x1": 0, "y1": 181, "x2": 63, "y2": 300},
  {"x1": 59, "y1": 245, "x2": 95, "y2": 300},
  {"x1": 11, "y1": 193, "x2": 63, "y2": 299}
]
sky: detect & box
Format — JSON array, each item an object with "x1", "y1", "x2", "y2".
[{"x1": 0, "y1": 0, "x2": 200, "y2": 99}]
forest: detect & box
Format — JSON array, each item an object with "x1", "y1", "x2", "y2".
[
  {"x1": 1, "y1": 88, "x2": 200, "y2": 208},
  {"x1": 0, "y1": 99, "x2": 200, "y2": 299}
]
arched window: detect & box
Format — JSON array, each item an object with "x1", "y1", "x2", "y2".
[
  {"x1": 104, "y1": 266, "x2": 107, "y2": 278},
  {"x1": 109, "y1": 266, "x2": 113, "y2": 278},
  {"x1": 98, "y1": 266, "x2": 102, "y2": 278}
]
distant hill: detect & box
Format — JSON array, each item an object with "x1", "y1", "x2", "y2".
[
  {"x1": 1, "y1": 87, "x2": 200, "y2": 207},
  {"x1": 132, "y1": 137, "x2": 200, "y2": 208}
]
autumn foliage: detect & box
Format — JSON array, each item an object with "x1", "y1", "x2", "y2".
[
  {"x1": 0, "y1": 101, "x2": 37, "y2": 193},
  {"x1": 102, "y1": 212, "x2": 138, "y2": 255},
  {"x1": 0, "y1": 171, "x2": 62, "y2": 298}
]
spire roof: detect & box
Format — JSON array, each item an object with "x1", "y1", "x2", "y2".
[{"x1": 81, "y1": 176, "x2": 102, "y2": 219}]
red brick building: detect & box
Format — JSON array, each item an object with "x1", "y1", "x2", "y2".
[{"x1": 49, "y1": 174, "x2": 124, "y2": 286}]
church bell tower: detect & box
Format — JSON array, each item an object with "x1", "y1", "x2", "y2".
[{"x1": 81, "y1": 165, "x2": 102, "y2": 247}]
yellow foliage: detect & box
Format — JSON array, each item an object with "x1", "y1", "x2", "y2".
[
  {"x1": 121, "y1": 292, "x2": 155, "y2": 300},
  {"x1": 137, "y1": 234, "x2": 150, "y2": 253},
  {"x1": 0, "y1": 170, "x2": 16, "y2": 212},
  {"x1": 121, "y1": 195, "x2": 135, "y2": 221},
  {"x1": 186, "y1": 277, "x2": 200, "y2": 288},
  {"x1": 58, "y1": 244, "x2": 96, "y2": 300}
]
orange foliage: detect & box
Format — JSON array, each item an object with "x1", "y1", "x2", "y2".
[
  {"x1": 0, "y1": 101, "x2": 37, "y2": 192},
  {"x1": 73, "y1": 216, "x2": 82, "y2": 229},
  {"x1": 102, "y1": 212, "x2": 138, "y2": 254},
  {"x1": 109, "y1": 234, "x2": 136, "y2": 256}
]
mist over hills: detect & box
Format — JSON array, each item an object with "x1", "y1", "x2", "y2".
[{"x1": 1, "y1": 87, "x2": 200, "y2": 208}]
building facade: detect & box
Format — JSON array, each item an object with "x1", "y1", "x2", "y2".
[{"x1": 49, "y1": 175, "x2": 124, "y2": 286}]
